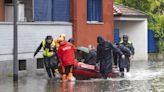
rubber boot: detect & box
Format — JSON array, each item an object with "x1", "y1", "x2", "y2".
[
  {"x1": 62, "y1": 74, "x2": 67, "y2": 81},
  {"x1": 120, "y1": 72, "x2": 124, "y2": 78},
  {"x1": 126, "y1": 67, "x2": 130, "y2": 72},
  {"x1": 68, "y1": 73, "x2": 75, "y2": 81}
]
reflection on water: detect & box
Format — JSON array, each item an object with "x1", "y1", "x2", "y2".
[
  {"x1": 44, "y1": 79, "x2": 152, "y2": 92},
  {"x1": 0, "y1": 61, "x2": 164, "y2": 92},
  {"x1": 13, "y1": 82, "x2": 18, "y2": 92}
]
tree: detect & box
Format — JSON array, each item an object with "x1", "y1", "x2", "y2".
[{"x1": 115, "y1": 0, "x2": 164, "y2": 52}]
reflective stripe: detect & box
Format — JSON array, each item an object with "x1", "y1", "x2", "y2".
[
  {"x1": 61, "y1": 65, "x2": 65, "y2": 74},
  {"x1": 42, "y1": 40, "x2": 46, "y2": 47}
]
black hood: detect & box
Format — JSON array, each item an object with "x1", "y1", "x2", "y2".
[
  {"x1": 68, "y1": 38, "x2": 74, "y2": 43},
  {"x1": 97, "y1": 36, "x2": 105, "y2": 45},
  {"x1": 123, "y1": 35, "x2": 128, "y2": 42},
  {"x1": 45, "y1": 35, "x2": 53, "y2": 41},
  {"x1": 45, "y1": 35, "x2": 53, "y2": 45}
]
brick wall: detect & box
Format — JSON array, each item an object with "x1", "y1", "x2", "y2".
[
  {"x1": 72, "y1": 0, "x2": 114, "y2": 47},
  {"x1": 0, "y1": 0, "x2": 5, "y2": 21}
]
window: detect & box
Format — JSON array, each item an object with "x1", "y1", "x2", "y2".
[
  {"x1": 5, "y1": 0, "x2": 29, "y2": 22},
  {"x1": 37, "y1": 58, "x2": 44, "y2": 69},
  {"x1": 19, "y1": 60, "x2": 26, "y2": 71},
  {"x1": 23, "y1": 0, "x2": 33, "y2": 22},
  {"x1": 34, "y1": 0, "x2": 70, "y2": 21},
  {"x1": 87, "y1": 0, "x2": 102, "y2": 22},
  {"x1": 5, "y1": 0, "x2": 12, "y2": 3}
]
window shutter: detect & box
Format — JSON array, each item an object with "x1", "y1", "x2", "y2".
[
  {"x1": 52, "y1": 0, "x2": 70, "y2": 21},
  {"x1": 34, "y1": 0, "x2": 52, "y2": 21}
]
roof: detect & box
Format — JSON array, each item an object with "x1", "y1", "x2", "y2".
[{"x1": 113, "y1": 3, "x2": 148, "y2": 18}]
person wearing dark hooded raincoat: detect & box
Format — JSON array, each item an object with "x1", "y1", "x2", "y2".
[
  {"x1": 120, "y1": 35, "x2": 135, "y2": 72},
  {"x1": 114, "y1": 43, "x2": 132, "y2": 77},
  {"x1": 113, "y1": 49, "x2": 119, "y2": 68},
  {"x1": 68, "y1": 38, "x2": 74, "y2": 44},
  {"x1": 97, "y1": 36, "x2": 123, "y2": 79}
]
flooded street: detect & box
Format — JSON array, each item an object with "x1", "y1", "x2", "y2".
[{"x1": 0, "y1": 60, "x2": 164, "y2": 92}]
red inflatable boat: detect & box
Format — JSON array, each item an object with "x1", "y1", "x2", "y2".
[{"x1": 59, "y1": 62, "x2": 120, "y2": 80}]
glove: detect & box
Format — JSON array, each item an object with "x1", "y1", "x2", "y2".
[
  {"x1": 33, "y1": 54, "x2": 36, "y2": 58},
  {"x1": 121, "y1": 55, "x2": 125, "y2": 59}
]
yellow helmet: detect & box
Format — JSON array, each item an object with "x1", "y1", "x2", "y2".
[
  {"x1": 59, "y1": 34, "x2": 66, "y2": 39},
  {"x1": 58, "y1": 36, "x2": 65, "y2": 42}
]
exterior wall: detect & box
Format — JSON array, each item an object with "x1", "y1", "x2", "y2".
[
  {"x1": 0, "y1": 58, "x2": 46, "y2": 77},
  {"x1": 0, "y1": 22, "x2": 72, "y2": 61},
  {"x1": 0, "y1": 0, "x2": 5, "y2": 21},
  {"x1": 0, "y1": 60, "x2": 13, "y2": 77},
  {"x1": 73, "y1": 0, "x2": 114, "y2": 47},
  {"x1": 114, "y1": 19, "x2": 148, "y2": 61}
]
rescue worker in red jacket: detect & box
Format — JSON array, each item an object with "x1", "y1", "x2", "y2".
[{"x1": 57, "y1": 36, "x2": 76, "y2": 81}]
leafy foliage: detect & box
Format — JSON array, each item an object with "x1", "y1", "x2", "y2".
[{"x1": 115, "y1": 0, "x2": 164, "y2": 52}]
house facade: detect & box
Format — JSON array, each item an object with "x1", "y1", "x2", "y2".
[
  {"x1": 114, "y1": 4, "x2": 148, "y2": 61},
  {"x1": 0, "y1": 0, "x2": 114, "y2": 61},
  {"x1": 0, "y1": 0, "x2": 148, "y2": 76},
  {"x1": 0, "y1": 0, "x2": 114, "y2": 75}
]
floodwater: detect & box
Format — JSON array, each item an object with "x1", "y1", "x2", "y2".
[{"x1": 0, "y1": 60, "x2": 164, "y2": 92}]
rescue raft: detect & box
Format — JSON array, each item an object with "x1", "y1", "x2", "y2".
[{"x1": 59, "y1": 62, "x2": 120, "y2": 80}]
